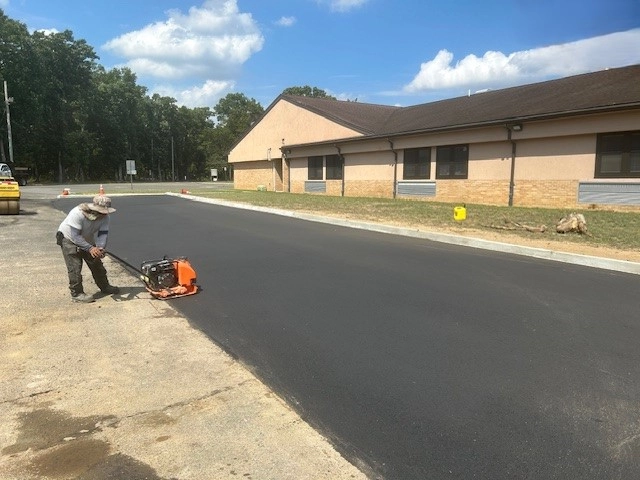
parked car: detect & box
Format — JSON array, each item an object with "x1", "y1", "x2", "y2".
[{"x1": 0, "y1": 162, "x2": 31, "y2": 186}]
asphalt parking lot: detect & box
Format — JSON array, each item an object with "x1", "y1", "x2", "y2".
[{"x1": 3, "y1": 184, "x2": 639, "y2": 480}]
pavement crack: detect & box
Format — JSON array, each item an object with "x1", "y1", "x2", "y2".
[
  {"x1": 1, "y1": 389, "x2": 55, "y2": 405},
  {"x1": 105, "y1": 382, "x2": 250, "y2": 429},
  {"x1": 616, "y1": 433, "x2": 640, "y2": 454}
]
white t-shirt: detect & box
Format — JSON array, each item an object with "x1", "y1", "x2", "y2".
[{"x1": 58, "y1": 206, "x2": 110, "y2": 251}]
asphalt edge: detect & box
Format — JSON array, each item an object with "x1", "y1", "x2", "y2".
[{"x1": 167, "y1": 192, "x2": 640, "y2": 276}]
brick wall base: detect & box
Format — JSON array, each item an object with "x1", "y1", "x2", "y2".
[{"x1": 234, "y1": 162, "x2": 273, "y2": 190}]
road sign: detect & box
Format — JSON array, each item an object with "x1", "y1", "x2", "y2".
[{"x1": 126, "y1": 160, "x2": 136, "y2": 175}]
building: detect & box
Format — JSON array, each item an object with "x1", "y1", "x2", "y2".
[{"x1": 228, "y1": 64, "x2": 640, "y2": 209}]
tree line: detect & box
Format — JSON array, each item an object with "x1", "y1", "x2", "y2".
[{"x1": 0, "y1": 9, "x2": 334, "y2": 183}]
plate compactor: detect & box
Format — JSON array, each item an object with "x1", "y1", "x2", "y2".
[{"x1": 107, "y1": 252, "x2": 199, "y2": 299}]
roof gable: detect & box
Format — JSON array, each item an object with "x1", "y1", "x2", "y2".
[{"x1": 281, "y1": 95, "x2": 400, "y2": 135}]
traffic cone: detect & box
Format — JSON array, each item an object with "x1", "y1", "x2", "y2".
[
  {"x1": 99, "y1": 184, "x2": 105, "y2": 195},
  {"x1": 62, "y1": 188, "x2": 70, "y2": 195}
]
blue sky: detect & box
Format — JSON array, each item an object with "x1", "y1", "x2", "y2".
[{"x1": 2, "y1": 0, "x2": 639, "y2": 109}]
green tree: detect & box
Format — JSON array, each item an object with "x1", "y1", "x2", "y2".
[
  {"x1": 31, "y1": 30, "x2": 98, "y2": 181},
  {"x1": 204, "y1": 93, "x2": 264, "y2": 171},
  {"x1": 0, "y1": 12, "x2": 39, "y2": 170},
  {"x1": 213, "y1": 93, "x2": 264, "y2": 139},
  {"x1": 282, "y1": 85, "x2": 336, "y2": 99},
  {"x1": 87, "y1": 67, "x2": 148, "y2": 180},
  {"x1": 143, "y1": 93, "x2": 179, "y2": 181}
]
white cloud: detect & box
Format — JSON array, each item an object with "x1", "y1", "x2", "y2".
[
  {"x1": 275, "y1": 16, "x2": 296, "y2": 27},
  {"x1": 152, "y1": 79, "x2": 233, "y2": 107},
  {"x1": 405, "y1": 28, "x2": 640, "y2": 93},
  {"x1": 35, "y1": 28, "x2": 60, "y2": 36},
  {"x1": 317, "y1": 0, "x2": 370, "y2": 13},
  {"x1": 103, "y1": 0, "x2": 264, "y2": 82}
]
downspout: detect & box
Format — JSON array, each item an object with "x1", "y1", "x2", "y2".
[
  {"x1": 508, "y1": 129, "x2": 515, "y2": 206},
  {"x1": 284, "y1": 153, "x2": 290, "y2": 193},
  {"x1": 388, "y1": 139, "x2": 398, "y2": 199},
  {"x1": 268, "y1": 147, "x2": 274, "y2": 191},
  {"x1": 281, "y1": 139, "x2": 291, "y2": 193},
  {"x1": 335, "y1": 145, "x2": 345, "y2": 197},
  {"x1": 506, "y1": 125, "x2": 522, "y2": 207}
]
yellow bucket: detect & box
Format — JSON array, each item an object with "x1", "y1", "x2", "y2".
[{"x1": 454, "y1": 205, "x2": 466, "y2": 221}]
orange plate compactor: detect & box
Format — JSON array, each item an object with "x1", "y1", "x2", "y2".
[{"x1": 108, "y1": 252, "x2": 199, "y2": 299}]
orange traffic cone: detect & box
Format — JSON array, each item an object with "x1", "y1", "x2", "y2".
[
  {"x1": 62, "y1": 188, "x2": 70, "y2": 195},
  {"x1": 99, "y1": 184, "x2": 105, "y2": 195}
]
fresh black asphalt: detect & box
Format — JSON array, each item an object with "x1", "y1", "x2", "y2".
[{"x1": 55, "y1": 195, "x2": 640, "y2": 479}]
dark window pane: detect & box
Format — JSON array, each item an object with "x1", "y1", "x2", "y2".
[
  {"x1": 600, "y1": 134, "x2": 624, "y2": 152},
  {"x1": 308, "y1": 156, "x2": 323, "y2": 180},
  {"x1": 630, "y1": 152, "x2": 640, "y2": 173},
  {"x1": 403, "y1": 147, "x2": 430, "y2": 179},
  {"x1": 436, "y1": 144, "x2": 468, "y2": 179},
  {"x1": 596, "y1": 131, "x2": 640, "y2": 178},
  {"x1": 600, "y1": 154, "x2": 622, "y2": 173},
  {"x1": 326, "y1": 154, "x2": 343, "y2": 180}
]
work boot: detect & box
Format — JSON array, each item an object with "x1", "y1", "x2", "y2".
[
  {"x1": 100, "y1": 285, "x2": 120, "y2": 295},
  {"x1": 72, "y1": 293, "x2": 95, "y2": 303}
]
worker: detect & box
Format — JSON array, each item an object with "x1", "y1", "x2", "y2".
[{"x1": 56, "y1": 195, "x2": 120, "y2": 303}]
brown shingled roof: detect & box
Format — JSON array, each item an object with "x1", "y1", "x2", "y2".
[
  {"x1": 281, "y1": 64, "x2": 640, "y2": 143},
  {"x1": 281, "y1": 94, "x2": 400, "y2": 135},
  {"x1": 380, "y1": 64, "x2": 640, "y2": 135}
]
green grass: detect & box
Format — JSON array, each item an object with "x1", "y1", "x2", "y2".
[{"x1": 188, "y1": 189, "x2": 640, "y2": 252}]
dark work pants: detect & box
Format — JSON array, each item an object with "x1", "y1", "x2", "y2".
[{"x1": 59, "y1": 236, "x2": 109, "y2": 296}]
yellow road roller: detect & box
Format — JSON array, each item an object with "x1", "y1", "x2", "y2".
[{"x1": 0, "y1": 175, "x2": 20, "y2": 215}]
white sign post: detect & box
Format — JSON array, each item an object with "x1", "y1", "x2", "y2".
[{"x1": 126, "y1": 160, "x2": 136, "y2": 189}]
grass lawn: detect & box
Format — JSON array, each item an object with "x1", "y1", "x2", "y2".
[{"x1": 190, "y1": 189, "x2": 640, "y2": 253}]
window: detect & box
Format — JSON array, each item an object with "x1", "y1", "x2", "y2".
[
  {"x1": 326, "y1": 154, "x2": 343, "y2": 180},
  {"x1": 436, "y1": 144, "x2": 468, "y2": 179},
  {"x1": 308, "y1": 154, "x2": 343, "y2": 180},
  {"x1": 308, "y1": 156, "x2": 323, "y2": 180},
  {"x1": 403, "y1": 147, "x2": 431, "y2": 179},
  {"x1": 596, "y1": 131, "x2": 640, "y2": 178}
]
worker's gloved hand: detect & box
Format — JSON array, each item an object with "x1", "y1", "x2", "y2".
[{"x1": 89, "y1": 246, "x2": 105, "y2": 258}]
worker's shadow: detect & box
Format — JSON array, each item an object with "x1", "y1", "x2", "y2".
[{"x1": 96, "y1": 286, "x2": 148, "y2": 302}]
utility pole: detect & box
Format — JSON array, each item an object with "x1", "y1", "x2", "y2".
[
  {"x1": 171, "y1": 135, "x2": 175, "y2": 181},
  {"x1": 3, "y1": 81, "x2": 14, "y2": 164}
]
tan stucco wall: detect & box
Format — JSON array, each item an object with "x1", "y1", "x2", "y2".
[
  {"x1": 229, "y1": 99, "x2": 362, "y2": 164},
  {"x1": 514, "y1": 136, "x2": 596, "y2": 179},
  {"x1": 344, "y1": 152, "x2": 394, "y2": 180}
]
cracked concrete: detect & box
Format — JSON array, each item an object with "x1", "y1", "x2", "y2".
[{"x1": 0, "y1": 196, "x2": 368, "y2": 479}]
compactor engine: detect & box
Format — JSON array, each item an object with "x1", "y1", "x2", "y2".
[{"x1": 138, "y1": 257, "x2": 199, "y2": 299}]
